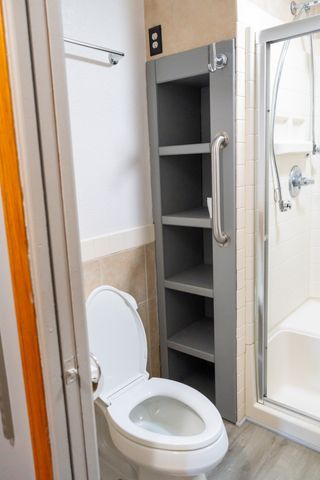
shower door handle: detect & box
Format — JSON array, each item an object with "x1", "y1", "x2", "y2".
[{"x1": 211, "y1": 132, "x2": 230, "y2": 247}]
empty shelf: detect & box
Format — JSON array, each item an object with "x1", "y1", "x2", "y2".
[
  {"x1": 182, "y1": 370, "x2": 215, "y2": 403},
  {"x1": 162, "y1": 207, "x2": 211, "y2": 228},
  {"x1": 168, "y1": 318, "x2": 214, "y2": 363},
  {"x1": 274, "y1": 141, "x2": 312, "y2": 155},
  {"x1": 165, "y1": 264, "x2": 213, "y2": 298},
  {"x1": 159, "y1": 143, "x2": 211, "y2": 156}
]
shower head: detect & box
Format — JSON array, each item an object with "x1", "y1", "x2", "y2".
[{"x1": 291, "y1": 0, "x2": 320, "y2": 16}]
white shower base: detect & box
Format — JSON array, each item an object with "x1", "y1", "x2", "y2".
[{"x1": 267, "y1": 299, "x2": 320, "y2": 420}]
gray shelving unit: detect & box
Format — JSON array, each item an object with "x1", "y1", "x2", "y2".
[{"x1": 147, "y1": 41, "x2": 237, "y2": 422}]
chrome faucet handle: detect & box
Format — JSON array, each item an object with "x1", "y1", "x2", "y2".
[
  {"x1": 289, "y1": 165, "x2": 315, "y2": 198},
  {"x1": 301, "y1": 176, "x2": 315, "y2": 186}
]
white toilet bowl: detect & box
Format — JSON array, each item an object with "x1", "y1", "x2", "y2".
[{"x1": 86, "y1": 286, "x2": 228, "y2": 480}]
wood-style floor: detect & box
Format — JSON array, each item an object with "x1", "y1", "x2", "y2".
[{"x1": 209, "y1": 421, "x2": 320, "y2": 480}]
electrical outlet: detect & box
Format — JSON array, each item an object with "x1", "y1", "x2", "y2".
[{"x1": 149, "y1": 25, "x2": 162, "y2": 56}]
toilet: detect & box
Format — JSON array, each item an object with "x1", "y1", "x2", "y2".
[{"x1": 86, "y1": 285, "x2": 228, "y2": 480}]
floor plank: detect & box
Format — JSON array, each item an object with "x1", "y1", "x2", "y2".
[{"x1": 209, "y1": 421, "x2": 320, "y2": 480}]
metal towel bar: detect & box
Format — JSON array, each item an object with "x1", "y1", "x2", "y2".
[{"x1": 64, "y1": 37, "x2": 125, "y2": 65}]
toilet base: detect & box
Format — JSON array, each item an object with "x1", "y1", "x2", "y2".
[{"x1": 138, "y1": 467, "x2": 207, "y2": 480}]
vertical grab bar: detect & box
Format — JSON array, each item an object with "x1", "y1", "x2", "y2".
[{"x1": 211, "y1": 132, "x2": 230, "y2": 247}]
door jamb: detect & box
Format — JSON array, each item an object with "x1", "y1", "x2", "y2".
[{"x1": 2, "y1": 1, "x2": 100, "y2": 478}]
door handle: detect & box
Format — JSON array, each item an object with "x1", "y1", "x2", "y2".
[{"x1": 211, "y1": 132, "x2": 230, "y2": 247}]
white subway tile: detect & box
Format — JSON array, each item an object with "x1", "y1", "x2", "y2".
[
  {"x1": 237, "y1": 306, "x2": 246, "y2": 328},
  {"x1": 237, "y1": 288, "x2": 246, "y2": 309},
  {"x1": 237, "y1": 207, "x2": 246, "y2": 229},
  {"x1": 237, "y1": 229, "x2": 245, "y2": 251},
  {"x1": 237, "y1": 268, "x2": 245, "y2": 290},
  {"x1": 236, "y1": 47, "x2": 246, "y2": 74},
  {"x1": 237, "y1": 142, "x2": 246, "y2": 165},
  {"x1": 236, "y1": 72, "x2": 246, "y2": 97},
  {"x1": 237, "y1": 248, "x2": 245, "y2": 271}
]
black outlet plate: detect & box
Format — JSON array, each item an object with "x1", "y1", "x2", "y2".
[{"x1": 149, "y1": 25, "x2": 163, "y2": 56}]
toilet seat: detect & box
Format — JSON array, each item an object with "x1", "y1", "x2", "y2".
[
  {"x1": 86, "y1": 285, "x2": 148, "y2": 402},
  {"x1": 106, "y1": 377, "x2": 225, "y2": 451}
]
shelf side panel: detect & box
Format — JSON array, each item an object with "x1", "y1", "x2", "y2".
[{"x1": 210, "y1": 39, "x2": 237, "y2": 423}]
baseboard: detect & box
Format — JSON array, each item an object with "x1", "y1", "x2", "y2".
[{"x1": 236, "y1": 416, "x2": 247, "y2": 427}]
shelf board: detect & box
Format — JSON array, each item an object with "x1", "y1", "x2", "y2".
[
  {"x1": 274, "y1": 141, "x2": 312, "y2": 155},
  {"x1": 162, "y1": 207, "x2": 211, "y2": 228},
  {"x1": 182, "y1": 370, "x2": 215, "y2": 403},
  {"x1": 168, "y1": 318, "x2": 214, "y2": 363},
  {"x1": 165, "y1": 264, "x2": 213, "y2": 298},
  {"x1": 159, "y1": 143, "x2": 211, "y2": 156}
]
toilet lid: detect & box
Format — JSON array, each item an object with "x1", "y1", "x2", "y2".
[{"x1": 86, "y1": 286, "x2": 148, "y2": 403}]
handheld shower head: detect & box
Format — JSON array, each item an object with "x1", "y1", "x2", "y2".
[{"x1": 291, "y1": 0, "x2": 320, "y2": 16}]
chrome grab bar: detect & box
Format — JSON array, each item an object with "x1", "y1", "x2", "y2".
[{"x1": 211, "y1": 132, "x2": 230, "y2": 247}]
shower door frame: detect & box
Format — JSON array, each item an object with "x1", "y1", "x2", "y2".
[{"x1": 256, "y1": 15, "x2": 320, "y2": 412}]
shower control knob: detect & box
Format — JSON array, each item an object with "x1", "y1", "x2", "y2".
[{"x1": 289, "y1": 165, "x2": 315, "y2": 198}]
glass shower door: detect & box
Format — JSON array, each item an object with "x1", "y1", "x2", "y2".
[{"x1": 261, "y1": 28, "x2": 320, "y2": 420}]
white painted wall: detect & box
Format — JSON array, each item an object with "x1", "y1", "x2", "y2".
[
  {"x1": 0, "y1": 194, "x2": 34, "y2": 480},
  {"x1": 61, "y1": 0, "x2": 152, "y2": 244}
]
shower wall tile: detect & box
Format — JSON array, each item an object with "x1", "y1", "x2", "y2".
[
  {"x1": 82, "y1": 242, "x2": 160, "y2": 377},
  {"x1": 310, "y1": 282, "x2": 320, "y2": 298}
]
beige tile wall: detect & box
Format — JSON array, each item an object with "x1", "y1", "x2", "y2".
[
  {"x1": 82, "y1": 243, "x2": 160, "y2": 377},
  {"x1": 144, "y1": 0, "x2": 237, "y2": 60}
]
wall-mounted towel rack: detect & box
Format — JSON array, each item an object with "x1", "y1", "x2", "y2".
[{"x1": 64, "y1": 37, "x2": 125, "y2": 65}]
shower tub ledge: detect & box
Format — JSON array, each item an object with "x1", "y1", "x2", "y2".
[{"x1": 267, "y1": 299, "x2": 320, "y2": 420}]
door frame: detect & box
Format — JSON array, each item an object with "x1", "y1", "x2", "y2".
[{"x1": 2, "y1": 1, "x2": 100, "y2": 478}]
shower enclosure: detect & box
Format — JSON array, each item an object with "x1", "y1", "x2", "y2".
[{"x1": 257, "y1": 12, "x2": 320, "y2": 423}]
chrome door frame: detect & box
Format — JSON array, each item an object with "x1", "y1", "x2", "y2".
[{"x1": 256, "y1": 15, "x2": 320, "y2": 404}]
